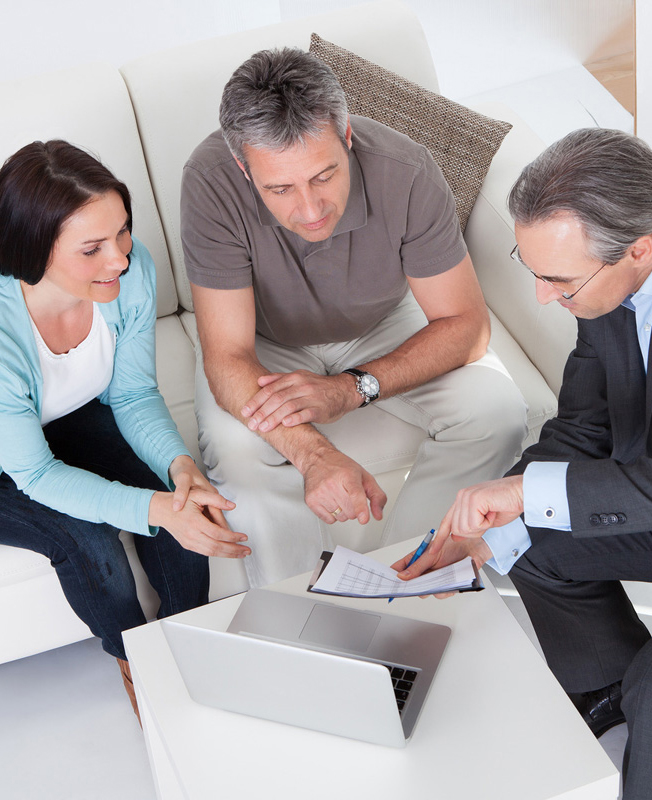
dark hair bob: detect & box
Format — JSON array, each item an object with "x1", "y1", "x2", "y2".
[{"x1": 0, "y1": 140, "x2": 132, "y2": 285}]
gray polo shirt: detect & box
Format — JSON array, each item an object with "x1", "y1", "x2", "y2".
[{"x1": 181, "y1": 115, "x2": 466, "y2": 346}]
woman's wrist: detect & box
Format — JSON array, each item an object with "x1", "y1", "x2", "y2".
[
  {"x1": 148, "y1": 490, "x2": 170, "y2": 527},
  {"x1": 168, "y1": 454, "x2": 195, "y2": 482}
]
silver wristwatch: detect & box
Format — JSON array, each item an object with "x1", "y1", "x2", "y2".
[{"x1": 342, "y1": 368, "x2": 380, "y2": 407}]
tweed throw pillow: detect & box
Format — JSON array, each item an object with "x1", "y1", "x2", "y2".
[{"x1": 309, "y1": 34, "x2": 512, "y2": 231}]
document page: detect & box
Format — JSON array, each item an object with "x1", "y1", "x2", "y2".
[{"x1": 309, "y1": 546, "x2": 482, "y2": 598}]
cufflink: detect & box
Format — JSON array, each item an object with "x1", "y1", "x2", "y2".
[
  {"x1": 544, "y1": 507, "x2": 555, "y2": 519},
  {"x1": 511, "y1": 549, "x2": 519, "y2": 558}
]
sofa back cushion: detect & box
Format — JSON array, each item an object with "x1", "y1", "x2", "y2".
[
  {"x1": 120, "y1": 0, "x2": 440, "y2": 312},
  {"x1": 0, "y1": 63, "x2": 178, "y2": 318}
]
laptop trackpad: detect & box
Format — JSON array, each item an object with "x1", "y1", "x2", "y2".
[{"x1": 300, "y1": 604, "x2": 380, "y2": 653}]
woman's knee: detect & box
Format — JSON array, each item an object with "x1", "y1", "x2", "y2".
[{"x1": 50, "y1": 521, "x2": 136, "y2": 595}]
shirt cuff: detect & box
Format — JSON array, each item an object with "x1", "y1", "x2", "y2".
[
  {"x1": 482, "y1": 518, "x2": 532, "y2": 575},
  {"x1": 523, "y1": 462, "x2": 572, "y2": 531}
]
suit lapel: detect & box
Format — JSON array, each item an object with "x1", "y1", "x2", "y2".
[{"x1": 603, "y1": 307, "x2": 647, "y2": 458}]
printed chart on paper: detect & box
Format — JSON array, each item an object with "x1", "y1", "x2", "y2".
[{"x1": 311, "y1": 546, "x2": 480, "y2": 598}]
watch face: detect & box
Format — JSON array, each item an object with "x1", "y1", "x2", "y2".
[{"x1": 360, "y1": 374, "x2": 380, "y2": 397}]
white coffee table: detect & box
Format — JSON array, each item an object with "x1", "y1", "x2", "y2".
[{"x1": 123, "y1": 539, "x2": 619, "y2": 800}]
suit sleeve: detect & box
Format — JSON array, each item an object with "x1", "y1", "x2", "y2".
[
  {"x1": 508, "y1": 322, "x2": 613, "y2": 475},
  {"x1": 510, "y1": 315, "x2": 652, "y2": 537}
]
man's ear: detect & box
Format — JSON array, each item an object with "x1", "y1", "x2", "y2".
[
  {"x1": 345, "y1": 117, "x2": 352, "y2": 150},
  {"x1": 233, "y1": 155, "x2": 251, "y2": 181},
  {"x1": 629, "y1": 235, "x2": 652, "y2": 269}
]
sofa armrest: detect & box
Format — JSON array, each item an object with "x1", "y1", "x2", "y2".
[{"x1": 465, "y1": 102, "x2": 578, "y2": 397}]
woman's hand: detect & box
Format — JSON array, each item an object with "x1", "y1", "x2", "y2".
[
  {"x1": 168, "y1": 455, "x2": 218, "y2": 511},
  {"x1": 151, "y1": 455, "x2": 250, "y2": 558},
  {"x1": 148, "y1": 489, "x2": 250, "y2": 558}
]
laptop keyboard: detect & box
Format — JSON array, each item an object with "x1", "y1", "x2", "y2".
[{"x1": 383, "y1": 664, "x2": 418, "y2": 713}]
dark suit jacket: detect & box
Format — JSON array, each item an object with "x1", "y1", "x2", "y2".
[{"x1": 510, "y1": 304, "x2": 652, "y2": 537}]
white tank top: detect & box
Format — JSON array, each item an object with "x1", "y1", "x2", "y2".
[{"x1": 30, "y1": 303, "x2": 116, "y2": 426}]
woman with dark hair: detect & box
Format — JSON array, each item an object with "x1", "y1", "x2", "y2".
[{"x1": 0, "y1": 140, "x2": 249, "y2": 721}]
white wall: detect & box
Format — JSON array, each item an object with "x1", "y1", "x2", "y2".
[
  {"x1": 0, "y1": 0, "x2": 280, "y2": 83},
  {"x1": 637, "y1": 0, "x2": 652, "y2": 144},
  {"x1": 1, "y1": 0, "x2": 633, "y2": 100}
]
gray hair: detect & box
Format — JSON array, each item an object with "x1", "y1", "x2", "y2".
[
  {"x1": 219, "y1": 47, "x2": 349, "y2": 167},
  {"x1": 508, "y1": 128, "x2": 652, "y2": 264}
]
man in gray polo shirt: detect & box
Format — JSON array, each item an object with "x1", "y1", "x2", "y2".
[{"x1": 181, "y1": 47, "x2": 527, "y2": 587}]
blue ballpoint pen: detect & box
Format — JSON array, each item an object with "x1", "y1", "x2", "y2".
[{"x1": 388, "y1": 528, "x2": 436, "y2": 603}]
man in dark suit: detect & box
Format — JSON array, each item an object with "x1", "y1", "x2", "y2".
[{"x1": 394, "y1": 128, "x2": 652, "y2": 800}]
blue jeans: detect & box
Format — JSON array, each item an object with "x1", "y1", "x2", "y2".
[{"x1": 0, "y1": 400, "x2": 209, "y2": 660}]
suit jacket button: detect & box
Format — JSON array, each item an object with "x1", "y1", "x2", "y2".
[
  {"x1": 599, "y1": 514, "x2": 609, "y2": 524},
  {"x1": 617, "y1": 513, "x2": 627, "y2": 524},
  {"x1": 607, "y1": 514, "x2": 618, "y2": 524},
  {"x1": 590, "y1": 514, "x2": 600, "y2": 526}
]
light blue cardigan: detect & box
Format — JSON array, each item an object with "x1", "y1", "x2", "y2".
[{"x1": 0, "y1": 237, "x2": 192, "y2": 535}]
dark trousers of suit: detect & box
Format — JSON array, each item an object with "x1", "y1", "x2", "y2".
[{"x1": 510, "y1": 528, "x2": 652, "y2": 800}]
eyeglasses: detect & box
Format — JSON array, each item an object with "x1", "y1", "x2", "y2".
[{"x1": 510, "y1": 244, "x2": 608, "y2": 300}]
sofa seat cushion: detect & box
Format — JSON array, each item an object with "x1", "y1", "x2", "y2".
[{"x1": 0, "y1": 544, "x2": 53, "y2": 588}]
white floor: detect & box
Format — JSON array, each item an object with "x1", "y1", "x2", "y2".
[{"x1": 0, "y1": 638, "x2": 155, "y2": 800}]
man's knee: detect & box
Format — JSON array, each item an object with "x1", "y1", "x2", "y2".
[
  {"x1": 622, "y1": 639, "x2": 652, "y2": 719},
  {"x1": 473, "y1": 370, "x2": 525, "y2": 437},
  {"x1": 196, "y1": 385, "x2": 292, "y2": 497},
  {"x1": 509, "y1": 527, "x2": 578, "y2": 585},
  {"x1": 199, "y1": 406, "x2": 287, "y2": 474},
  {"x1": 439, "y1": 366, "x2": 527, "y2": 451}
]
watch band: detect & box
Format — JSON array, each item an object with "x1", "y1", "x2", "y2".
[{"x1": 342, "y1": 368, "x2": 380, "y2": 407}]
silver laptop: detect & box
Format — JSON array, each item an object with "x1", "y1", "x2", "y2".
[{"x1": 161, "y1": 588, "x2": 451, "y2": 748}]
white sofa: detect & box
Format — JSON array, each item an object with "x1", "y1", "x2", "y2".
[{"x1": 0, "y1": 0, "x2": 580, "y2": 665}]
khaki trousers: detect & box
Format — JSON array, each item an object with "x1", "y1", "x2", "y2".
[{"x1": 196, "y1": 293, "x2": 527, "y2": 587}]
